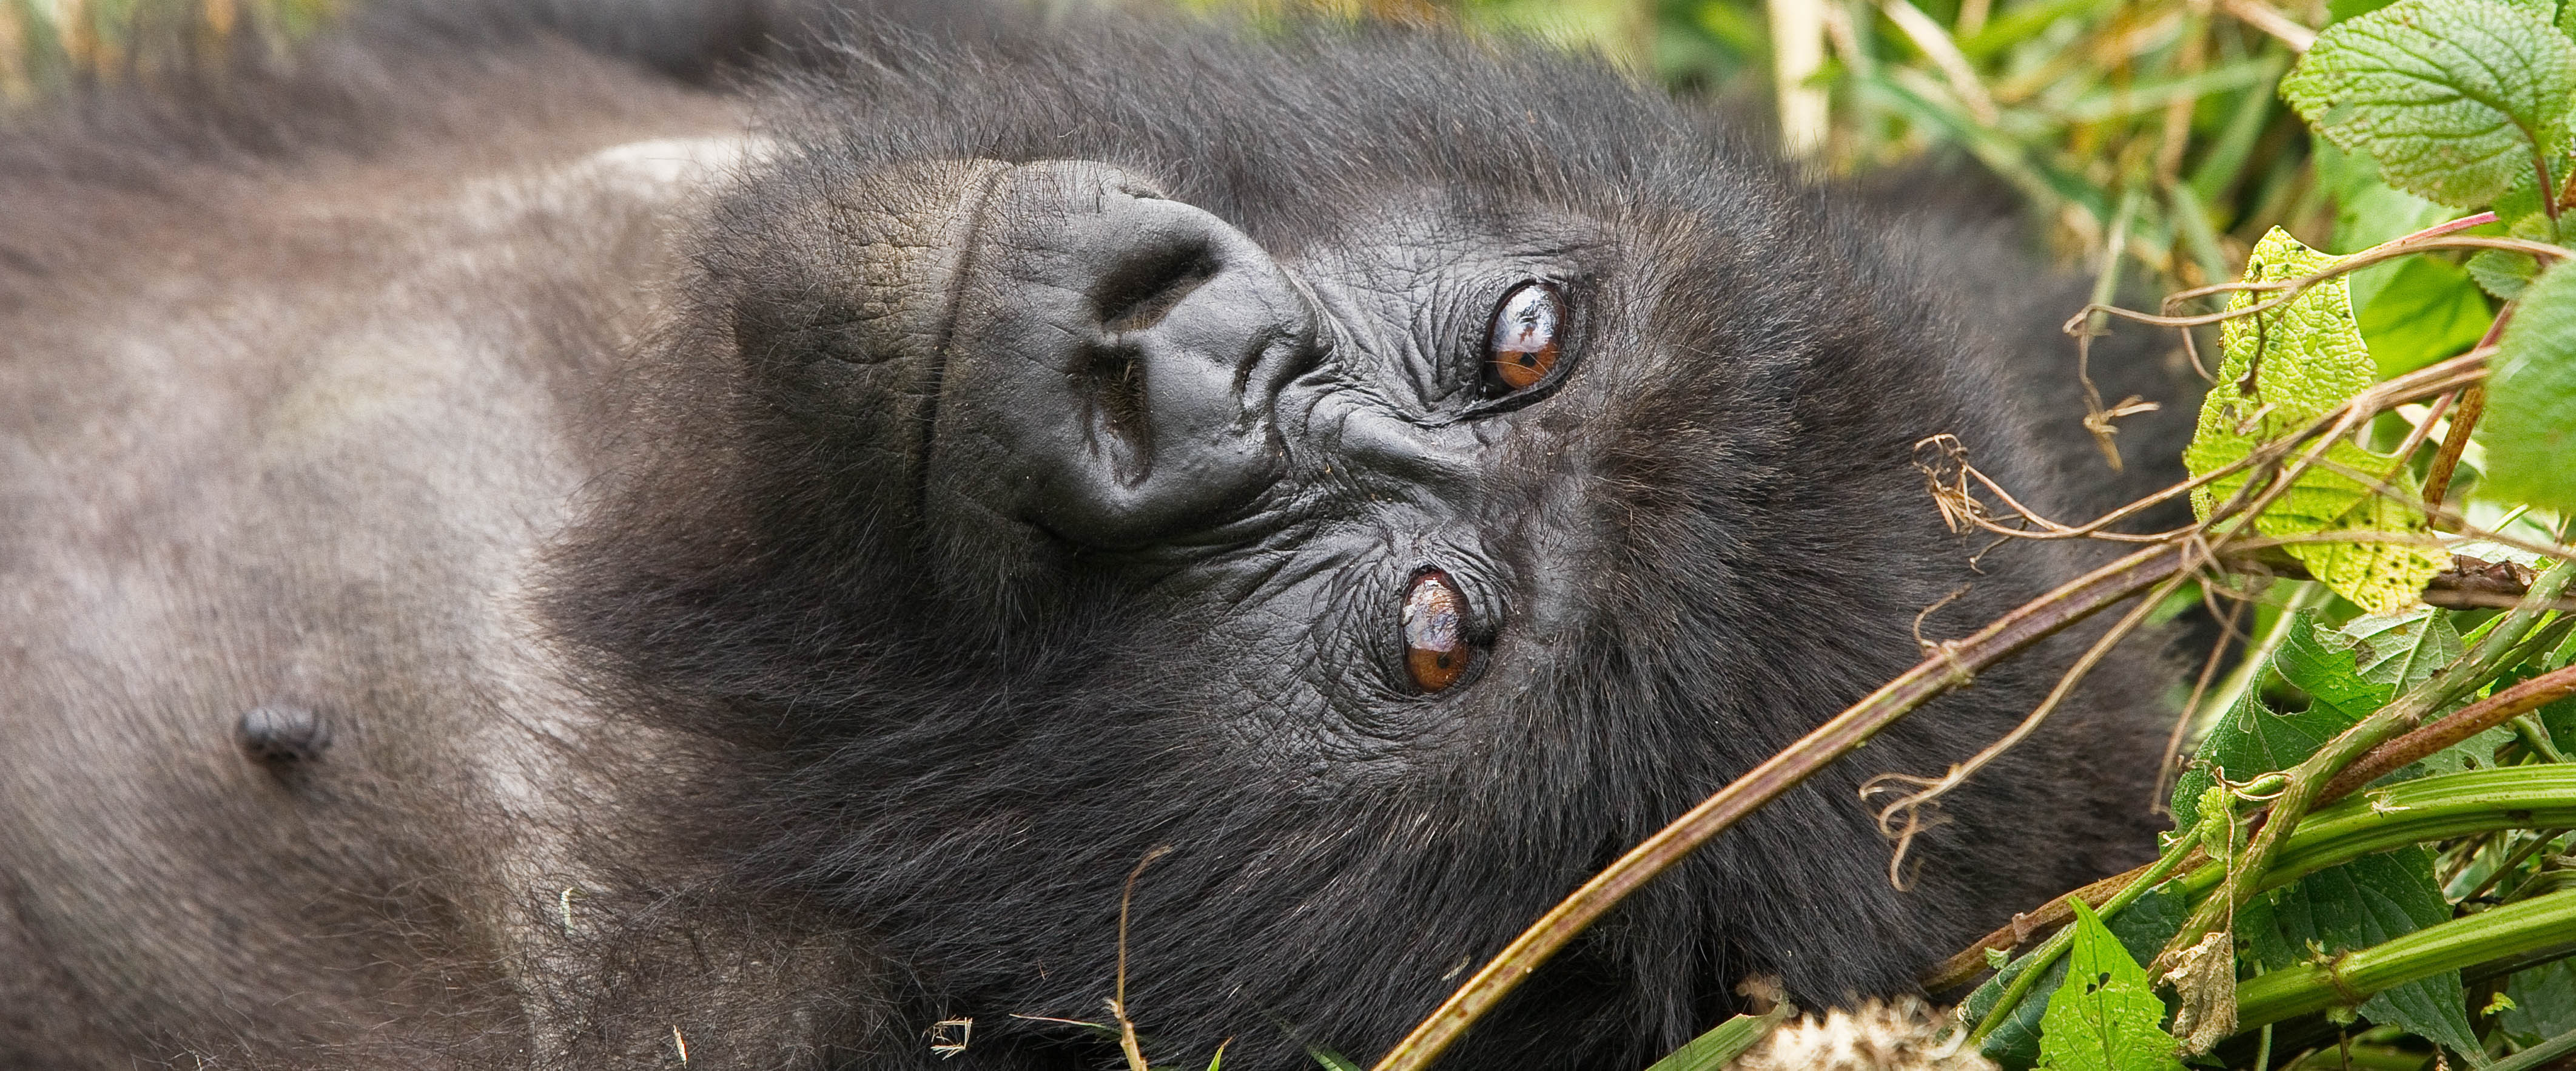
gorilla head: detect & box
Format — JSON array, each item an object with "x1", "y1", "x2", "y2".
[{"x1": 543, "y1": 18, "x2": 2177, "y2": 1070}]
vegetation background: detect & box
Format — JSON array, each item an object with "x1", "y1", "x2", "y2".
[{"x1": 3, "y1": 0, "x2": 2321, "y2": 297}]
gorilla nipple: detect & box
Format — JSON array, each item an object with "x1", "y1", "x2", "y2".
[
  {"x1": 237, "y1": 704, "x2": 332, "y2": 766},
  {"x1": 1402, "y1": 570, "x2": 1471, "y2": 692}
]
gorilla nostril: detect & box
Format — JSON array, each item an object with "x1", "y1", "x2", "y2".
[
  {"x1": 1095, "y1": 243, "x2": 1220, "y2": 333},
  {"x1": 1077, "y1": 343, "x2": 1154, "y2": 485}
]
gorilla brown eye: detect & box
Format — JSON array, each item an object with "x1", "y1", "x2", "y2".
[
  {"x1": 1485, "y1": 282, "x2": 1563, "y2": 393},
  {"x1": 1402, "y1": 570, "x2": 1471, "y2": 692}
]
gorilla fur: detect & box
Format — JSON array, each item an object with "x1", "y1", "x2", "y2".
[{"x1": 0, "y1": 4, "x2": 2188, "y2": 1069}]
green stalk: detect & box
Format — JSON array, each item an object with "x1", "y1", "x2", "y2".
[
  {"x1": 2168, "y1": 766, "x2": 2576, "y2": 902},
  {"x1": 2157, "y1": 561, "x2": 2576, "y2": 970},
  {"x1": 2234, "y1": 891, "x2": 2576, "y2": 1030},
  {"x1": 1965, "y1": 816, "x2": 2205, "y2": 1044},
  {"x1": 2490, "y1": 1024, "x2": 2576, "y2": 1071},
  {"x1": 1960, "y1": 765, "x2": 2576, "y2": 1050}
]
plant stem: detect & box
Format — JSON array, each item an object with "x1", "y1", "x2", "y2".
[
  {"x1": 1965, "y1": 820, "x2": 2206, "y2": 1044},
  {"x1": 2490, "y1": 1024, "x2": 2576, "y2": 1071},
  {"x1": 2169, "y1": 766, "x2": 2576, "y2": 902},
  {"x1": 2233, "y1": 891, "x2": 2576, "y2": 1030},
  {"x1": 2318, "y1": 641, "x2": 2576, "y2": 803},
  {"x1": 1365, "y1": 542, "x2": 2189, "y2": 1071},
  {"x1": 2156, "y1": 561, "x2": 2576, "y2": 972},
  {"x1": 2425, "y1": 308, "x2": 2514, "y2": 518}
]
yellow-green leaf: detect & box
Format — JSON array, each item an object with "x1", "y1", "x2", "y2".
[{"x1": 2182, "y1": 229, "x2": 2446, "y2": 615}]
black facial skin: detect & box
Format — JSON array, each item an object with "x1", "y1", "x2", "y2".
[{"x1": 0, "y1": 5, "x2": 2192, "y2": 1070}]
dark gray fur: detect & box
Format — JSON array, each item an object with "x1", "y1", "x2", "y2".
[{"x1": 0, "y1": 5, "x2": 2190, "y2": 1069}]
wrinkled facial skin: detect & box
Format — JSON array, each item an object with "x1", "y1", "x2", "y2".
[
  {"x1": 563, "y1": 27, "x2": 2178, "y2": 1071},
  {"x1": 847, "y1": 158, "x2": 1610, "y2": 737}
]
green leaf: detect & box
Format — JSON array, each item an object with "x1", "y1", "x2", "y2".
[
  {"x1": 2037, "y1": 900, "x2": 2185, "y2": 1071},
  {"x1": 2329, "y1": 0, "x2": 2403, "y2": 21},
  {"x1": 1305, "y1": 1046, "x2": 1362, "y2": 1071},
  {"x1": 2483, "y1": 262, "x2": 2576, "y2": 511},
  {"x1": 2313, "y1": 140, "x2": 2463, "y2": 324},
  {"x1": 2279, "y1": 0, "x2": 2576, "y2": 208},
  {"x1": 2500, "y1": 961, "x2": 2576, "y2": 1046},
  {"x1": 2171, "y1": 614, "x2": 2381, "y2": 829},
  {"x1": 2182, "y1": 229, "x2": 2448, "y2": 615},
  {"x1": 1643, "y1": 1012, "x2": 1787, "y2": 1071},
  {"x1": 1972, "y1": 887, "x2": 2190, "y2": 1071},
  {"x1": 2238, "y1": 848, "x2": 2486, "y2": 1063},
  {"x1": 2342, "y1": 607, "x2": 2464, "y2": 693},
  {"x1": 2469, "y1": 211, "x2": 2558, "y2": 300},
  {"x1": 2472, "y1": 250, "x2": 2541, "y2": 300},
  {"x1": 2540, "y1": 686, "x2": 2576, "y2": 752},
  {"x1": 2359, "y1": 257, "x2": 2497, "y2": 375}
]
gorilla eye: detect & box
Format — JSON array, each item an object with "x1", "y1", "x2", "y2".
[
  {"x1": 1484, "y1": 282, "x2": 1564, "y2": 394},
  {"x1": 1402, "y1": 570, "x2": 1471, "y2": 693}
]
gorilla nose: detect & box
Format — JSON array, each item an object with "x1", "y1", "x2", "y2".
[{"x1": 930, "y1": 161, "x2": 1316, "y2": 549}]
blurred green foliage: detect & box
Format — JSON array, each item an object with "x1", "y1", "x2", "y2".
[
  {"x1": 7, "y1": 0, "x2": 2336, "y2": 291},
  {"x1": 1174, "y1": 0, "x2": 2338, "y2": 291},
  {"x1": 1, "y1": 0, "x2": 337, "y2": 102}
]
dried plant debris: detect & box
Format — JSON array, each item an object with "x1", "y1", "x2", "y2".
[{"x1": 1727, "y1": 998, "x2": 1997, "y2": 1071}]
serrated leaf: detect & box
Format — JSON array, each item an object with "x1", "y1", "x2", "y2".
[
  {"x1": 2472, "y1": 249, "x2": 2542, "y2": 300},
  {"x1": 2468, "y1": 211, "x2": 2557, "y2": 300},
  {"x1": 1972, "y1": 887, "x2": 2189, "y2": 1071},
  {"x1": 2239, "y1": 849, "x2": 2485, "y2": 1063},
  {"x1": 2171, "y1": 614, "x2": 2383, "y2": 828},
  {"x1": 2500, "y1": 961, "x2": 2576, "y2": 1046},
  {"x1": 2341, "y1": 607, "x2": 2463, "y2": 692},
  {"x1": 2359, "y1": 257, "x2": 2497, "y2": 374},
  {"x1": 2483, "y1": 262, "x2": 2576, "y2": 511},
  {"x1": 2281, "y1": 0, "x2": 2576, "y2": 208},
  {"x1": 2037, "y1": 901, "x2": 2185, "y2": 1071},
  {"x1": 2182, "y1": 229, "x2": 2447, "y2": 615}
]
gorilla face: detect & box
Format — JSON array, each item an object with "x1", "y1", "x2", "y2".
[
  {"x1": 830, "y1": 155, "x2": 1626, "y2": 732},
  {"x1": 555, "y1": 21, "x2": 2170, "y2": 1071}
]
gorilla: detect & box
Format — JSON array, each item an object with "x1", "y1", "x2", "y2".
[{"x1": 0, "y1": 2, "x2": 2186, "y2": 1068}]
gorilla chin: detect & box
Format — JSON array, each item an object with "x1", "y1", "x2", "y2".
[{"x1": 0, "y1": 5, "x2": 2187, "y2": 1070}]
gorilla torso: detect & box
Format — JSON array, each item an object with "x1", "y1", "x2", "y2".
[{"x1": 0, "y1": 7, "x2": 2180, "y2": 1069}]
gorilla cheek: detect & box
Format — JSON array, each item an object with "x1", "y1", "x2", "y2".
[{"x1": 927, "y1": 161, "x2": 1317, "y2": 554}]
